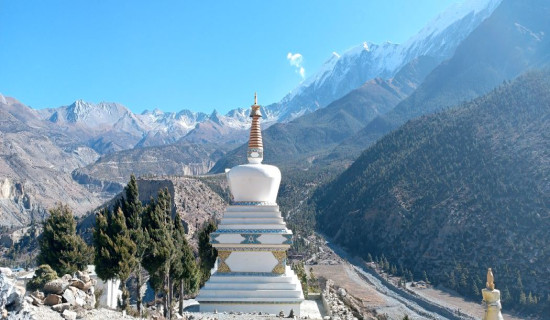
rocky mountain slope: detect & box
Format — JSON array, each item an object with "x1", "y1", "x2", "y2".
[
  {"x1": 328, "y1": 0, "x2": 550, "y2": 162},
  {"x1": 0, "y1": 97, "x2": 105, "y2": 227},
  {"x1": 313, "y1": 69, "x2": 550, "y2": 309},
  {"x1": 73, "y1": 141, "x2": 231, "y2": 194}
]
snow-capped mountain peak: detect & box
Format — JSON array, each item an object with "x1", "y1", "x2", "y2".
[{"x1": 272, "y1": 0, "x2": 502, "y2": 123}]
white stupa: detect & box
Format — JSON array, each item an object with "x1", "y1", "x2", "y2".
[
  {"x1": 196, "y1": 94, "x2": 304, "y2": 316},
  {"x1": 482, "y1": 268, "x2": 504, "y2": 320}
]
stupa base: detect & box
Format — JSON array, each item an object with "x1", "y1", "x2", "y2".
[
  {"x1": 199, "y1": 301, "x2": 301, "y2": 317},
  {"x1": 197, "y1": 267, "x2": 304, "y2": 316}
]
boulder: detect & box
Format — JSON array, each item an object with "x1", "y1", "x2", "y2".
[
  {"x1": 32, "y1": 290, "x2": 45, "y2": 300},
  {"x1": 30, "y1": 294, "x2": 44, "y2": 306},
  {"x1": 62, "y1": 309, "x2": 77, "y2": 320},
  {"x1": 76, "y1": 271, "x2": 90, "y2": 283},
  {"x1": 0, "y1": 273, "x2": 24, "y2": 311},
  {"x1": 84, "y1": 291, "x2": 95, "y2": 309},
  {"x1": 338, "y1": 288, "x2": 347, "y2": 297},
  {"x1": 62, "y1": 274, "x2": 72, "y2": 282},
  {"x1": 75, "y1": 297, "x2": 85, "y2": 307},
  {"x1": 62, "y1": 288, "x2": 75, "y2": 305},
  {"x1": 44, "y1": 279, "x2": 69, "y2": 295},
  {"x1": 52, "y1": 302, "x2": 71, "y2": 313},
  {"x1": 69, "y1": 279, "x2": 91, "y2": 291},
  {"x1": 44, "y1": 294, "x2": 63, "y2": 306},
  {"x1": 0, "y1": 268, "x2": 12, "y2": 277}
]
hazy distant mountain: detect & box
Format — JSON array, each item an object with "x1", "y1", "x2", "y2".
[
  {"x1": 264, "y1": 0, "x2": 502, "y2": 123},
  {"x1": 314, "y1": 69, "x2": 550, "y2": 309}
]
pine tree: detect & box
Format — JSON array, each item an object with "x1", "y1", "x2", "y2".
[
  {"x1": 516, "y1": 271, "x2": 523, "y2": 291},
  {"x1": 528, "y1": 292, "x2": 535, "y2": 304},
  {"x1": 93, "y1": 208, "x2": 119, "y2": 280},
  {"x1": 391, "y1": 265, "x2": 397, "y2": 275},
  {"x1": 519, "y1": 291, "x2": 527, "y2": 305},
  {"x1": 502, "y1": 286, "x2": 512, "y2": 302},
  {"x1": 423, "y1": 271, "x2": 429, "y2": 284},
  {"x1": 38, "y1": 204, "x2": 92, "y2": 275},
  {"x1": 367, "y1": 253, "x2": 373, "y2": 263},
  {"x1": 142, "y1": 189, "x2": 175, "y2": 319},
  {"x1": 93, "y1": 207, "x2": 137, "y2": 310},
  {"x1": 171, "y1": 217, "x2": 199, "y2": 315},
  {"x1": 111, "y1": 207, "x2": 137, "y2": 310},
  {"x1": 472, "y1": 280, "x2": 479, "y2": 296},
  {"x1": 459, "y1": 272, "x2": 468, "y2": 291},
  {"x1": 198, "y1": 219, "x2": 217, "y2": 285},
  {"x1": 120, "y1": 174, "x2": 147, "y2": 315},
  {"x1": 448, "y1": 271, "x2": 457, "y2": 290},
  {"x1": 407, "y1": 270, "x2": 413, "y2": 282}
]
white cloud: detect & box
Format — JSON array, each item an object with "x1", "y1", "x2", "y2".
[{"x1": 287, "y1": 52, "x2": 305, "y2": 79}]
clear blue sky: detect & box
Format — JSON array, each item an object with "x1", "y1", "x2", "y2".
[{"x1": 0, "y1": 0, "x2": 456, "y2": 114}]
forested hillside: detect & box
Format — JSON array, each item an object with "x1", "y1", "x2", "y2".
[{"x1": 314, "y1": 69, "x2": 550, "y2": 312}]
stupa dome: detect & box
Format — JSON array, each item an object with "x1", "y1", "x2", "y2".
[
  {"x1": 225, "y1": 93, "x2": 281, "y2": 203},
  {"x1": 226, "y1": 164, "x2": 281, "y2": 203}
]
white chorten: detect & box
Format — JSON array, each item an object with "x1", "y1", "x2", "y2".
[
  {"x1": 482, "y1": 268, "x2": 504, "y2": 320},
  {"x1": 196, "y1": 94, "x2": 304, "y2": 316}
]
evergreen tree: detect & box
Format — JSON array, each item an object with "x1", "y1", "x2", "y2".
[
  {"x1": 472, "y1": 280, "x2": 479, "y2": 296},
  {"x1": 38, "y1": 204, "x2": 92, "y2": 275},
  {"x1": 516, "y1": 271, "x2": 523, "y2": 291},
  {"x1": 171, "y1": 217, "x2": 199, "y2": 315},
  {"x1": 198, "y1": 219, "x2": 217, "y2": 285},
  {"x1": 502, "y1": 286, "x2": 512, "y2": 302},
  {"x1": 459, "y1": 272, "x2": 468, "y2": 291},
  {"x1": 93, "y1": 208, "x2": 118, "y2": 280},
  {"x1": 423, "y1": 271, "x2": 429, "y2": 283},
  {"x1": 93, "y1": 207, "x2": 137, "y2": 310},
  {"x1": 407, "y1": 270, "x2": 413, "y2": 282},
  {"x1": 528, "y1": 292, "x2": 535, "y2": 304},
  {"x1": 111, "y1": 207, "x2": 137, "y2": 310},
  {"x1": 121, "y1": 174, "x2": 147, "y2": 315},
  {"x1": 448, "y1": 271, "x2": 457, "y2": 289},
  {"x1": 142, "y1": 189, "x2": 175, "y2": 319},
  {"x1": 367, "y1": 253, "x2": 373, "y2": 263},
  {"x1": 519, "y1": 291, "x2": 527, "y2": 305}
]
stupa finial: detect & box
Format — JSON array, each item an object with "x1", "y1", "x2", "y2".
[
  {"x1": 486, "y1": 268, "x2": 495, "y2": 290},
  {"x1": 247, "y1": 93, "x2": 263, "y2": 164}
]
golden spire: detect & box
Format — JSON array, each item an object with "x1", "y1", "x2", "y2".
[
  {"x1": 247, "y1": 93, "x2": 263, "y2": 164},
  {"x1": 486, "y1": 268, "x2": 495, "y2": 290}
]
